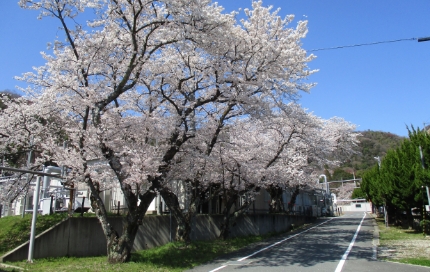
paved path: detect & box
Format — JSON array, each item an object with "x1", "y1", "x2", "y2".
[{"x1": 187, "y1": 212, "x2": 430, "y2": 272}]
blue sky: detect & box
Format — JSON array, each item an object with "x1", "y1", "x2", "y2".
[{"x1": 1, "y1": 0, "x2": 429, "y2": 137}]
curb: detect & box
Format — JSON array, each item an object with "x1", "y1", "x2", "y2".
[{"x1": 370, "y1": 213, "x2": 380, "y2": 260}]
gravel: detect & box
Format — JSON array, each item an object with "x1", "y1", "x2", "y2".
[{"x1": 378, "y1": 237, "x2": 430, "y2": 260}]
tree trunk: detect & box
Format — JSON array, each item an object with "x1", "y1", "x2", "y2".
[
  {"x1": 105, "y1": 220, "x2": 136, "y2": 263},
  {"x1": 287, "y1": 185, "x2": 300, "y2": 214},
  {"x1": 68, "y1": 183, "x2": 75, "y2": 217},
  {"x1": 219, "y1": 194, "x2": 242, "y2": 240},
  {"x1": 160, "y1": 184, "x2": 201, "y2": 243},
  {"x1": 406, "y1": 206, "x2": 414, "y2": 229},
  {"x1": 219, "y1": 195, "x2": 236, "y2": 240},
  {"x1": 385, "y1": 204, "x2": 390, "y2": 227},
  {"x1": 268, "y1": 185, "x2": 284, "y2": 213},
  {"x1": 219, "y1": 216, "x2": 230, "y2": 240},
  {"x1": 89, "y1": 179, "x2": 156, "y2": 263},
  {"x1": 105, "y1": 191, "x2": 156, "y2": 263},
  {"x1": 218, "y1": 185, "x2": 259, "y2": 240}
]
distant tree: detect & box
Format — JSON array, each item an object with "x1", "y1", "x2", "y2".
[
  {"x1": 361, "y1": 165, "x2": 383, "y2": 205},
  {"x1": 329, "y1": 167, "x2": 354, "y2": 181},
  {"x1": 351, "y1": 187, "x2": 366, "y2": 199}
]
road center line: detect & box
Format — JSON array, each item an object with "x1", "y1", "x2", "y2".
[
  {"x1": 208, "y1": 217, "x2": 335, "y2": 272},
  {"x1": 334, "y1": 212, "x2": 367, "y2": 272}
]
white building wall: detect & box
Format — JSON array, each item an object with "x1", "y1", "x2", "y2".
[{"x1": 339, "y1": 202, "x2": 372, "y2": 212}]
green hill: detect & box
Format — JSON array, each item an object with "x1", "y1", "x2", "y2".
[
  {"x1": 326, "y1": 130, "x2": 404, "y2": 181},
  {"x1": 351, "y1": 130, "x2": 404, "y2": 171}
]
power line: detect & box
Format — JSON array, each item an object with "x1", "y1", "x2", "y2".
[{"x1": 308, "y1": 37, "x2": 424, "y2": 52}]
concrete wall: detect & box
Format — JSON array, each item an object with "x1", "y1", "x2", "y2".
[
  {"x1": 1, "y1": 214, "x2": 313, "y2": 262},
  {"x1": 138, "y1": 214, "x2": 310, "y2": 246},
  {"x1": 0, "y1": 217, "x2": 118, "y2": 262}
]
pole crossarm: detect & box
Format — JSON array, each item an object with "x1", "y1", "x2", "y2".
[
  {"x1": 327, "y1": 178, "x2": 362, "y2": 184},
  {"x1": 337, "y1": 198, "x2": 367, "y2": 202},
  {"x1": 0, "y1": 166, "x2": 62, "y2": 178}
]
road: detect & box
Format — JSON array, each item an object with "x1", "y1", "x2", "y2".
[{"x1": 187, "y1": 212, "x2": 430, "y2": 272}]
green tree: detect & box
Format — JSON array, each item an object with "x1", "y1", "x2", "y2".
[
  {"x1": 361, "y1": 127, "x2": 430, "y2": 228},
  {"x1": 330, "y1": 167, "x2": 354, "y2": 181},
  {"x1": 351, "y1": 187, "x2": 366, "y2": 199}
]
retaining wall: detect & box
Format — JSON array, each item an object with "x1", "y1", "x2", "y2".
[{"x1": 1, "y1": 214, "x2": 313, "y2": 262}]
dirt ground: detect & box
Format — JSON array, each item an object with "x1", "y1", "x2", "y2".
[{"x1": 378, "y1": 237, "x2": 430, "y2": 260}]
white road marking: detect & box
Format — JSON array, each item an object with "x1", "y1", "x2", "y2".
[
  {"x1": 334, "y1": 212, "x2": 367, "y2": 272},
  {"x1": 208, "y1": 218, "x2": 335, "y2": 272},
  {"x1": 209, "y1": 265, "x2": 227, "y2": 272}
]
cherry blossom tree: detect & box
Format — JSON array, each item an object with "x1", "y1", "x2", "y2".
[
  {"x1": 0, "y1": 0, "x2": 318, "y2": 262},
  {"x1": 6, "y1": 0, "x2": 236, "y2": 262},
  {"x1": 157, "y1": 102, "x2": 358, "y2": 240},
  {"x1": 201, "y1": 106, "x2": 358, "y2": 238},
  {"x1": 150, "y1": 1, "x2": 317, "y2": 241}
]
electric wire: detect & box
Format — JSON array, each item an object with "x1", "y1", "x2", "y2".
[{"x1": 309, "y1": 37, "x2": 417, "y2": 52}]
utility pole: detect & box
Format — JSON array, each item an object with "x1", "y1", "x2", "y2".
[
  {"x1": 419, "y1": 146, "x2": 430, "y2": 204},
  {"x1": 28, "y1": 176, "x2": 41, "y2": 262},
  {"x1": 418, "y1": 146, "x2": 430, "y2": 236},
  {"x1": 22, "y1": 137, "x2": 34, "y2": 218}
]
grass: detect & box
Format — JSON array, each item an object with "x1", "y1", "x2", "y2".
[
  {"x1": 376, "y1": 217, "x2": 430, "y2": 267},
  {"x1": 376, "y1": 217, "x2": 424, "y2": 240},
  {"x1": 397, "y1": 258, "x2": 430, "y2": 267},
  {"x1": 0, "y1": 213, "x2": 68, "y2": 256}
]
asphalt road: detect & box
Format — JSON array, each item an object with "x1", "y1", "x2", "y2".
[{"x1": 187, "y1": 212, "x2": 430, "y2": 272}]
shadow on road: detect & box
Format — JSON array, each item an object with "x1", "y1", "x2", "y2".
[{"x1": 213, "y1": 215, "x2": 376, "y2": 270}]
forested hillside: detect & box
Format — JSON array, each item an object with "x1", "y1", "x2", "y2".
[
  {"x1": 351, "y1": 130, "x2": 404, "y2": 171},
  {"x1": 325, "y1": 130, "x2": 404, "y2": 181}
]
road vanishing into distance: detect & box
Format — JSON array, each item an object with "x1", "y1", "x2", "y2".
[{"x1": 188, "y1": 212, "x2": 430, "y2": 272}]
